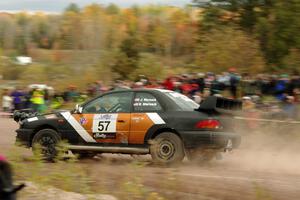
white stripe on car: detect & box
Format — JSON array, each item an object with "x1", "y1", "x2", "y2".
[
  {"x1": 147, "y1": 113, "x2": 165, "y2": 124},
  {"x1": 61, "y1": 112, "x2": 96, "y2": 143}
]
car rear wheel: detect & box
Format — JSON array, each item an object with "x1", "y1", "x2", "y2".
[
  {"x1": 150, "y1": 132, "x2": 185, "y2": 165},
  {"x1": 32, "y1": 129, "x2": 61, "y2": 161}
]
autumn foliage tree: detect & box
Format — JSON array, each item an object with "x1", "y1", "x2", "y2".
[
  {"x1": 194, "y1": 0, "x2": 300, "y2": 71},
  {"x1": 0, "y1": 1, "x2": 299, "y2": 84}
]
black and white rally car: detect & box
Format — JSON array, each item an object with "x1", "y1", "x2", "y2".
[{"x1": 14, "y1": 89, "x2": 241, "y2": 164}]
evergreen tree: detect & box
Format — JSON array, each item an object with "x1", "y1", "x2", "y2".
[{"x1": 65, "y1": 3, "x2": 80, "y2": 13}]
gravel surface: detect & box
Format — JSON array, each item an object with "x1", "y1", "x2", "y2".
[{"x1": 1, "y1": 118, "x2": 300, "y2": 200}]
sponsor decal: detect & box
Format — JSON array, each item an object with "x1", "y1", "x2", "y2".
[
  {"x1": 45, "y1": 114, "x2": 57, "y2": 119},
  {"x1": 134, "y1": 97, "x2": 158, "y2": 107},
  {"x1": 93, "y1": 132, "x2": 116, "y2": 139},
  {"x1": 27, "y1": 117, "x2": 38, "y2": 122},
  {"x1": 100, "y1": 114, "x2": 112, "y2": 120},
  {"x1": 79, "y1": 117, "x2": 88, "y2": 125}
]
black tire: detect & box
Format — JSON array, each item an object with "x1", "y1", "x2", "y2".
[
  {"x1": 32, "y1": 129, "x2": 61, "y2": 161},
  {"x1": 150, "y1": 132, "x2": 185, "y2": 165}
]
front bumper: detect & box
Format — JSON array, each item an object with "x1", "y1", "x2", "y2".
[
  {"x1": 15, "y1": 128, "x2": 33, "y2": 147},
  {"x1": 181, "y1": 131, "x2": 241, "y2": 149}
]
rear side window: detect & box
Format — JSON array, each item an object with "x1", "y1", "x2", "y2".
[
  {"x1": 165, "y1": 92, "x2": 199, "y2": 111},
  {"x1": 133, "y1": 93, "x2": 162, "y2": 112}
]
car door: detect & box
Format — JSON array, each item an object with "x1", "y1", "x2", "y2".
[
  {"x1": 72, "y1": 91, "x2": 133, "y2": 144},
  {"x1": 130, "y1": 92, "x2": 165, "y2": 144}
]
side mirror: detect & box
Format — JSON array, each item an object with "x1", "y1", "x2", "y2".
[{"x1": 75, "y1": 104, "x2": 83, "y2": 114}]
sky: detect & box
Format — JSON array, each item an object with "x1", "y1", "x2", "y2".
[{"x1": 0, "y1": 0, "x2": 192, "y2": 12}]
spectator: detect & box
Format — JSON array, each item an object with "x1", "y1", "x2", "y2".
[
  {"x1": 240, "y1": 73, "x2": 258, "y2": 96},
  {"x1": 2, "y1": 89, "x2": 12, "y2": 112},
  {"x1": 196, "y1": 73, "x2": 205, "y2": 93},
  {"x1": 10, "y1": 87, "x2": 24, "y2": 111},
  {"x1": 282, "y1": 96, "x2": 298, "y2": 120},
  {"x1": 217, "y1": 72, "x2": 230, "y2": 89},
  {"x1": 287, "y1": 74, "x2": 300, "y2": 96},
  {"x1": 210, "y1": 75, "x2": 222, "y2": 95},
  {"x1": 228, "y1": 68, "x2": 240, "y2": 99},
  {"x1": 193, "y1": 91, "x2": 202, "y2": 104},
  {"x1": 86, "y1": 83, "x2": 96, "y2": 97},
  {"x1": 95, "y1": 81, "x2": 103, "y2": 96},
  {"x1": 181, "y1": 80, "x2": 194, "y2": 95},
  {"x1": 163, "y1": 77, "x2": 174, "y2": 90},
  {"x1": 23, "y1": 88, "x2": 33, "y2": 109},
  {"x1": 0, "y1": 155, "x2": 25, "y2": 200},
  {"x1": 274, "y1": 74, "x2": 289, "y2": 101},
  {"x1": 63, "y1": 85, "x2": 79, "y2": 102},
  {"x1": 293, "y1": 88, "x2": 300, "y2": 102},
  {"x1": 30, "y1": 88, "x2": 45, "y2": 113},
  {"x1": 203, "y1": 88, "x2": 211, "y2": 99},
  {"x1": 242, "y1": 96, "x2": 260, "y2": 129}
]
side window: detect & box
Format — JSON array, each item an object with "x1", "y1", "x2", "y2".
[
  {"x1": 83, "y1": 92, "x2": 133, "y2": 113},
  {"x1": 133, "y1": 93, "x2": 162, "y2": 112}
]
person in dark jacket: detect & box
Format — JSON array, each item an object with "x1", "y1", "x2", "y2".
[
  {"x1": 10, "y1": 88, "x2": 24, "y2": 111},
  {"x1": 0, "y1": 155, "x2": 25, "y2": 200},
  {"x1": 228, "y1": 68, "x2": 240, "y2": 99},
  {"x1": 287, "y1": 74, "x2": 300, "y2": 96}
]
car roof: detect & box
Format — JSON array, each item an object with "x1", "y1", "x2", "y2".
[
  {"x1": 103, "y1": 88, "x2": 174, "y2": 96},
  {"x1": 109, "y1": 88, "x2": 171, "y2": 92}
]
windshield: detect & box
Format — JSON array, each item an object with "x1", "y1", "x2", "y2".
[{"x1": 165, "y1": 91, "x2": 199, "y2": 111}]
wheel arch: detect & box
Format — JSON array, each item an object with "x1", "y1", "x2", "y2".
[
  {"x1": 30, "y1": 124, "x2": 60, "y2": 147},
  {"x1": 144, "y1": 125, "x2": 182, "y2": 144}
]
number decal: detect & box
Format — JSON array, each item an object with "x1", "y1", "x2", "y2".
[
  {"x1": 97, "y1": 121, "x2": 111, "y2": 131},
  {"x1": 92, "y1": 114, "x2": 118, "y2": 133}
]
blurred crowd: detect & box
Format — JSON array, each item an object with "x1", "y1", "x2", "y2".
[{"x1": 1, "y1": 68, "x2": 300, "y2": 120}]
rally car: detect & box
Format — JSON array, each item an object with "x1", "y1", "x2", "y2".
[{"x1": 14, "y1": 89, "x2": 241, "y2": 164}]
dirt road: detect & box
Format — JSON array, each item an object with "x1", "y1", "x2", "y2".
[{"x1": 1, "y1": 118, "x2": 300, "y2": 200}]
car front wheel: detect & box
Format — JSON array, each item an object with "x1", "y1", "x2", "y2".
[
  {"x1": 150, "y1": 132, "x2": 185, "y2": 165},
  {"x1": 32, "y1": 129, "x2": 61, "y2": 161}
]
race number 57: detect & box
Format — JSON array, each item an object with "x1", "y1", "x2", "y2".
[{"x1": 97, "y1": 121, "x2": 111, "y2": 131}]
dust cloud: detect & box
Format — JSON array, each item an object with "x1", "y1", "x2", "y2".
[{"x1": 223, "y1": 122, "x2": 300, "y2": 174}]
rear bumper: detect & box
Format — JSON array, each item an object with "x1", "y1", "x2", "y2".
[
  {"x1": 15, "y1": 128, "x2": 33, "y2": 147},
  {"x1": 180, "y1": 131, "x2": 241, "y2": 149}
]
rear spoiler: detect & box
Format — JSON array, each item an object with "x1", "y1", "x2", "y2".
[{"x1": 197, "y1": 96, "x2": 242, "y2": 113}]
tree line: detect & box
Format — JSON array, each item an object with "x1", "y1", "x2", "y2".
[{"x1": 0, "y1": 1, "x2": 299, "y2": 87}]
